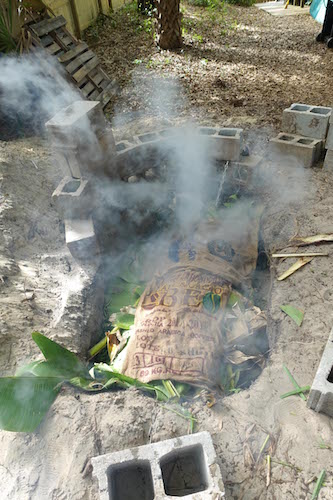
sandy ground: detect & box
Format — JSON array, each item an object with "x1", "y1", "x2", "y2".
[{"x1": 1, "y1": 2, "x2": 333, "y2": 499}]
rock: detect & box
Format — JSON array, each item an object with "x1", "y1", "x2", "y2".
[{"x1": 127, "y1": 175, "x2": 139, "y2": 183}]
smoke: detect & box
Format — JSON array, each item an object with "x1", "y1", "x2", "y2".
[{"x1": 0, "y1": 51, "x2": 80, "y2": 139}]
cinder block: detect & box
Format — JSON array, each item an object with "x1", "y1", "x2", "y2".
[
  {"x1": 199, "y1": 127, "x2": 243, "y2": 161},
  {"x1": 65, "y1": 218, "x2": 99, "y2": 261},
  {"x1": 325, "y1": 123, "x2": 333, "y2": 150},
  {"x1": 46, "y1": 101, "x2": 116, "y2": 179},
  {"x1": 45, "y1": 101, "x2": 106, "y2": 144},
  {"x1": 270, "y1": 133, "x2": 323, "y2": 168},
  {"x1": 91, "y1": 431, "x2": 225, "y2": 500},
  {"x1": 324, "y1": 149, "x2": 333, "y2": 170},
  {"x1": 282, "y1": 103, "x2": 332, "y2": 140},
  {"x1": 230, "y1": 154, "x2": 263, "y2": 187},
  {"x1": 307, "y1": 327, "x2": 333, "y2": 418},
  {"x1": 52, "y1": 176, "x2": 91, "y2": 218}
]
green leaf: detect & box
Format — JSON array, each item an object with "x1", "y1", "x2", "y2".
[
  {"x1": 31, "y1": 332, "x2": 89, "y2": 378},
  {"x1": 280, "y1": 305, "x2": 304, "y2": 327},
  {"x1": 0, "y1": 376, "x2": 61, "y2": 432},
  {"x1": 112, "y1": 313, "x2": 135, "y2": 330},
  {"x1": 105, "y1": 280, "x2": 143, "y2": 316}
]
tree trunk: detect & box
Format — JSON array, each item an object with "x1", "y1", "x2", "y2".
[{"x1": 155, "y1": 0, "x2": 182, "y2": 50}]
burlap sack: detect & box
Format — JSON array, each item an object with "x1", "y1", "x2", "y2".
[{"x1": 121, "y1": 207, "x2": 263, "y2": 386}]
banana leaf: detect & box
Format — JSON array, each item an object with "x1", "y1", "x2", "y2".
[
  {"x1": 112, "y1": 312, "x2": 135, "y2": 330},
  {"x1": 105, "y1": 279, "x2": 144, "y2": 316},
  {"x1": 32, "y1": 331, "x2": 89, "y2": 378},
  {"x1": 0, "y1": 376, "x2": 61, "y2": 432}
]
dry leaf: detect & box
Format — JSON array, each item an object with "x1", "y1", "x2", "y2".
[
  {"x1": 291, "y1": 233, "x2": 333, "y2": 246},
  {"x1": 277, "y1": 257, "x2": 313, "y2": 281}
]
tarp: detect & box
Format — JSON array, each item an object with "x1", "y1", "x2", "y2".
[{"x1": 310, "y1": 0, "x2": 328, "y2": 23}]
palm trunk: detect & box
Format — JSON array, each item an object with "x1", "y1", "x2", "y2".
[{"x1": 155, "y1": 0, "x2": 182, "y2": 50}]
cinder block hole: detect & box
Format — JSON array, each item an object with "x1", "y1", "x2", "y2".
[
  {"x1": 310, "y1": 107, "x2": 331, "y2": 115},
  {"x1": 327, "y1": 365, "x2": 333, "y2": 383},
  {"x1": 116, "y1": 142, "x2": 127, "y2": 152},
  {"x1": 218, "y1": 129, "x2": 237, "y2": 137},
  {"x1": 138, "y1": 133, "x2": 157, "y2": 143},
  {"x1": 291, "y1": 104, "x2": 310, "y2": 112},
  {"x1": 107, "y1": 460, "x2": 154, "y2": 500},
  {"x1": 297, "y1": 138, "x2": 313, "y2": 145},
  {"x1": 279, "y1": 135, "x2": 294, "y2": 142},
  {"x1": 160, "y1": 444, "x2": 209, "y2": 497},
  {"x1": 62, "y1": 180, "x2": 81, "y2": 193},
  {"x1": 199, "y1": 128, "x2": 216, "y2": 135}
]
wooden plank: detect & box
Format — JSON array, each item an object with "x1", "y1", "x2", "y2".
[
  {"x1": 47, "y1": 42, "x2": 62, "y2": 55},
  {"x1": 88, "y1": 70, "x2": 104, "y2": 87},
  {"x1": 81, "y1": 81, "x2": 95, "y2": 97},
  {"x1": 97, "y1": 81, "x2": 117, "y2": 108},
  {"x1": 58, "y1": 43, "x2": 88, "y2": 63},
  {"x1": 30, "y1": 16, "x2": 66, "y2": 37},
  {"x1": 40, "y1": 34, "x2": 53, "y2": 47},
  {"x1": 66, "y1": 50, "x2": 95, "y2": 74},
  {"x1": 89, "y1": 89, "x2": 100, "y2": 100},
  {"x1": 72, "y1": 56, "x2": 99, "y2": 83}
]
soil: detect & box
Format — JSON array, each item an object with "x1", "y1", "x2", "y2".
[
  {"x1": 1, "y1": 2, "x2": 333, "y2": 500},
  {"x1": 85, "y1": 1, "x2": 333, "y2": 130}
]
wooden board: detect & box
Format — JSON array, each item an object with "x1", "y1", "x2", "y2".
[
  {"x1": 65, "y1": 50, "x2": 95, "y2": 74},
  {"x1": 58, "y1": 43, "x2": 88, "y2": 63},
  {"x1": 30, "y1": 16, "x2": 67, "y2": 37},
  {"x1": 72, "y1": 56, "x2": 99, "y2": 83}
]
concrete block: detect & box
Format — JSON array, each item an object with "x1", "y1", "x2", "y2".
[
  {"x1": 325, "y1": 123, "x2": 333, "y2": 150},
  {"x1": 307, "y1": 327, "x2": 333, "y2": 418},
  {"x1": 324, "y1": 149, "x2": 333, "y2": 170},
  {"x1": 230, "y1": 154, "x2": 263, "y2": 187},
  {"x1": 282, "y1": 103, "x2": 332, "y2": 140},
  {"x1": 52, "y1": 176, "x2": 92, "y2": 218},
  {"x1": 65, "y1": 218, "x2": 99, "y2": 261},
  {"x1": 45, "y1": 101, "x2": 106, "y2": 144},
  {"x1": 91, "y1": 431, "x2": 225, "y2": 500},
  {"x1": 199, "y1": 127, "x2": 243, "y2": 161},
  {"x1": 270, "y1": 133, "x2": 323, "y2": 168}
]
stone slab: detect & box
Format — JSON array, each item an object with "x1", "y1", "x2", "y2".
[
  {"x1": 282, "y1": 103, "x2": 332, "y2": 140},
  {"x1": 91, "y1": 431, "x2": 225, "y2": 500},
  {"x1": 307, "y1": 327, "x2": 333, "y2": 418},
  {"x1": 270, "y1": 133, "x2": 323, "y2": 168}
]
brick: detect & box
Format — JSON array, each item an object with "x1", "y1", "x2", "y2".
[
  {"x1": 91, "y1": 431, "x2": 225, "y2": 500},
  {"x1": 65, "y1": 218, "x2": 99, "y2": 261},
  {"x1": 52, "y1": 176, "x2": 92, "y2": 218},
  {"x1": 199, "y1": 127, "x2": 243, "y2": 161},
  {"x1": 282, "y1": 103, "x2": 332, "y2": 140},
  {"x1": 307, "y1": 327, "x2": 333, "y2": 418},
  {"x1": 270, "y1": 133, "x2": 323, "y2": 168},
  {"x1": 324, "y1": 149, "x2": 333, "y2": 170}
]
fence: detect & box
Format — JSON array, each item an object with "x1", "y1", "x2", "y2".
[{"x1": 45, "y1": 0, "x2": 130, "y2": 37}]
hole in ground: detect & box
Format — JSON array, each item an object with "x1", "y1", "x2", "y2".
[
  {"x1": 160, "y1": 444, "x2": 209, "y2": 497},
  {"x1": 107, "y1": 460, "x2": 154, "y2": 500}
]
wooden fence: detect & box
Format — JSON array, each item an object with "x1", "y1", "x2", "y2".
[{"x1": 45, "y1": 0, "x2": 130, "y2": 38}]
